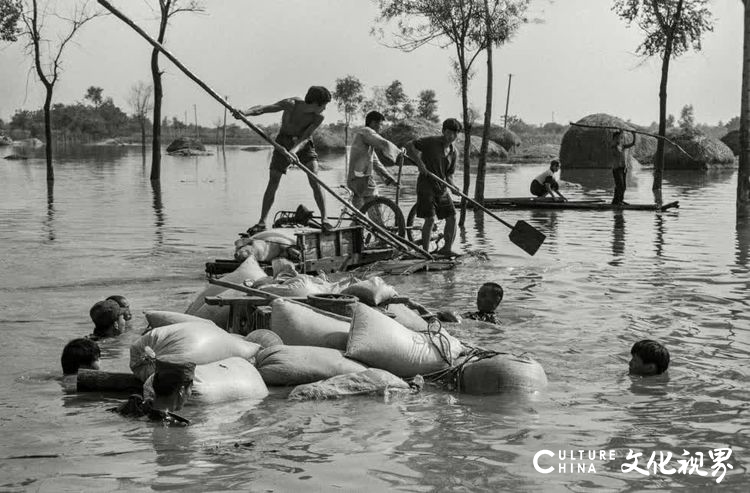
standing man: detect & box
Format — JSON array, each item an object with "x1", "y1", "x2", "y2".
[
  {"x1": 235, "y1": 86, "x2": 332, "y2": 234},
  {"x1": 611, "y1": 130, "x2": 636, "y2": 205},
  {"x1": 406, "y1": 118, "x2": 462, "y2": 257},
  {"x1": 347, "y1": 110, "x2": 400, "y2": 210}
]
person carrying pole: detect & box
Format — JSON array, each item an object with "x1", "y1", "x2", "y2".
[
  {"x1": 233, "y1": 86, "x2": 332, "y2": 234},
  {"x1": 611, "y1": 130, "x2": 636, "y2": 205},
  {"x1": 406, "y1": 118, "x2": 462, "y2": 258}
]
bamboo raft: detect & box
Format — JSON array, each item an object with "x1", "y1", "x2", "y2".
[{"x1": 456, "y1": 198, "x2": 680, "y2": 212}]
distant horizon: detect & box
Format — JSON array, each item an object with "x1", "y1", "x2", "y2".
[{"x1": 0, "y1": 1, "x2": 743, "y2": 128}]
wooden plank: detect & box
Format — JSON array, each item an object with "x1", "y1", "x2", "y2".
[{"x1": 456, "y1": 199, "x2": 679, "y2": 211}]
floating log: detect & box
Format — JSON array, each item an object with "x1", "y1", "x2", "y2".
[{"x1": 76, "y1": 370, "x2": 142, "y2": 393}]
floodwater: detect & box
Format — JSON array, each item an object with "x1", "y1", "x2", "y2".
[{"x1": 0, "y1": 144, "x2": 748, "y2": 492}]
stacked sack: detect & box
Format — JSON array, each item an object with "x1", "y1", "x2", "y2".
[{"x1": 130, "y1": 319, "x2": 268, "y2": 404}]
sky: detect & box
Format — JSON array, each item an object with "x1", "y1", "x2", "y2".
[{"x1": 0, "y1": 0, "x2": 744, "y2": 128}]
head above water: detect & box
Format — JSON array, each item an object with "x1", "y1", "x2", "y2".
[
  {"x1": 89, "y1": 299, "x2": 125, "y2": 337},
  {"x1": 153, "y1": 360, "x2": 196, "y2": 411},
  {"x1": 61, "y1": 338, "x2": 101, "y2": 375},
  {"x1": 106, "y1": 294, "x2": 131, "y2": 321},
  {"x1": 442, "y1": 118, "x2": 462, "y2": 143},
  {"x1": 304, "y1": 85, "x2": 332, "y2": 113},
  {"x1": 629, "y1": 339, "x2": 670, "y2": 376},
  {"x1": 476, "y1": 282, "x2": 504, "y2": 313}
]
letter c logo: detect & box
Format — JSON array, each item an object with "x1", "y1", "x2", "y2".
[{"x1": 533, "y1": 450, "x2": 554, "y2": 474}]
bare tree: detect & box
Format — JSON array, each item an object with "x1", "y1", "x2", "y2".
[
  {"x1": 149, "y1": 0, "x2": 204, "y2": 181},
  {"x1": 614, "y1": 0, "x2": 713, "y2": 205},
  {"x1": 18, "y1": 0, "x2": 102, "y2": 181},
  {"x1": 128, "y1": 81, "x2": 153, "y2": 151},
  {"x1": 739, "y1": 0, "x2": 750, "y2": 219}
]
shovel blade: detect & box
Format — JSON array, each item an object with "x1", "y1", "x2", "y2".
[{"x1": 508, "y1": 220, "x2": 546, "y2": 256}]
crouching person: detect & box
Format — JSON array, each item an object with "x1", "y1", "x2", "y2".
[{"x1": 110, "y1": 360, "x2": 195, "y2": 426}]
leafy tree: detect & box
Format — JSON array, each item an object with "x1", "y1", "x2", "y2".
[
  {"x1": 84, "y1": 86, "x2": 103, "y2": 106},
  {"x1": 361, "y1": 86, "x2": 389, "y2": 119},
  {"x1": 0, "y1": 0, "x2": 21, "y2": 41},
  {"x1": 128, "y1": 81, "x2": 153, "y2": 150},
  {"x1": 726, "y1": 116, "x2": 740, "y2": 132},
  {"x1": 18, "y1": 0, "x2": 103, "y2": 181},
  {"x1": 333, "y1": 75, "x2": 364, "y2": 147},
  {"x1": 149, "y1": 0, "x2": 204, "y2": 181},
  {"x1": 417, "y1": 89, "x2": 439, "y2": 122},
  {"x1": 614, "y1": 0, "x2": 713, "y2": 205},
  {"x1": 384, "y1": 80, "x2": 408, "y2": 120},
  {"x1": 678, "y1": 103, "x2": 695, "y2": 133}
]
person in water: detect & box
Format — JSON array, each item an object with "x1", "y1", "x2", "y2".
[
  {"x1": 406, "y1": 117, "x2": 462, "y2": 257},
  {"x1": 530, "y1": 159, "x2": 566, "y2": 201},
  {"x1": 106, "y1": 295, "x2": 132, "y2": 322},
  {"x1": 88, "y1": 299, "x2": 127, "y2": 340},
  {"x1": 61, "y1": 338, "x2": 101, "y2": 375},
  {"x1": 629, "y1": 339, "x2": 670, "y2": 376},
  {"x1": 110, "y1": 360, "x2": 195, "y2": 426},
  {"x1": 235, "y1": 85, "x2": 332, "y2": 234},
  {"x1": 436, "y1": 282, "x2": 504, "y2": 325}
]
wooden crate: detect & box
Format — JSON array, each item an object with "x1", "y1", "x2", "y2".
[{"x1": 299, "y1": 226, "x2": 363, "y2": 262}]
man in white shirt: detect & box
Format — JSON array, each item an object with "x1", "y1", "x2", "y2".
[
  {"x1": 530, "y1": 159, "x2": 566, "y2": 201},
  {"x1": 347, "y1": 111, "x2": 401, "y2": 209}
]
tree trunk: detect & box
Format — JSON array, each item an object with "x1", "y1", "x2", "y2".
[
  {"x1": 739, "y1": 0, "x2": 750, "y2": 219},
  {"x1": 43, "y1": 87, "x2": 53, "y2": 182},
  {"x1": 652, "y1": 45, "x2": 672, "y2": 207},
  {"x1": 459, "y1": 66, "x2": 472, "y2": 227},
  {"x1": 475, "y1": 0, "x2": 493, "y2": 204},
  {"x1": 150, "y1": 6, "x2": 169, "y2": 181}
]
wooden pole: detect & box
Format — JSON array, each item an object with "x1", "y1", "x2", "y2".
[
  {"x1": 194, "y1": 103, "x2": 199, "y2": 140},
  {"x1": 97, "y1": 0, "x2": 431, "y2": 260},
  {"x1": 77, "y1": 370, "x2": 143, "y2": 393},
  {"x1": 222, "y1": 96, "x2": 227, "y2": 148},
  {"x1": 503, "y1": 73, "x2": 512, "y2": 129}
]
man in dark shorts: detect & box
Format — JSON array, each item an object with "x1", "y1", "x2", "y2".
[
  {"x1": 406, "y1": 118, "x2": 462, "y2": 257},
  {"x1": 530, "y1": 159, "x2": 566, "y2": 201},
  {"x1": 235, "y1": 86, "x2": 332, "y2": 234}
]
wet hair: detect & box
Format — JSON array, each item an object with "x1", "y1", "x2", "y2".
[
  {"x1": 106, "y1": 295, "x2": 131, "y2": 321},
  {"x1": 365, "y1": 111, "x2": 385, "y2": 127},
  {"x1": 442, "y1": 118, "x2": 463, "y2": 132},
  {"x1": 304, "y1": 86, "x2": 332, "y2": 106},
  {"x1": 479, "y1": 282, "x2": 504, "y2": 302},
  {"x1": 89, "y1": 300, "x2": 122, "y2": 330},
  {"x1": 631, "y1": 340, "x2": 670, "y2": 374},
  {"x1": 61, "y1": 338, "x2": 101, "y2": 375},
  {"x1": 153, "y1": 360, "x2": 196, "y2": 397}
]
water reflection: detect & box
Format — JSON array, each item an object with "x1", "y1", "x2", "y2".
[
  {"x1": 735, "y1": 218, "x2": 750, "y2": 267},
  {"x1": 562, "y1": 168, "x2": 614, "y2": 192},
  {"x1": 44, "y1": 180, "x2": 55, "y2": 242},
  {"x1": 610, "y1": 213, "x2": 625, "y2": 265},
  {"x1": 654, "y1": 213, "x2": 665, "y2": 258},
  {"x1": 663, "y1": 169, "x2": 735, "y2": 193},
  {"x1": 151, "y1": 180, "x2": 166, "y2": 248}
]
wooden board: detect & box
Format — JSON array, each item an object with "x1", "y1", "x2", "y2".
[{"x1": 456, "y1": 198, "x2": 680, "y2": 211}]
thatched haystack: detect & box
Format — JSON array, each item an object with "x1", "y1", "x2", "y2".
[
  {"x1": 560, "y1": 113, "x2": 638, "y2": 169},
  {"x1": 663, "y1": 132, "x2": 736, "y2": 169},
  {"x1": 470, "y1": 125, "x2": 522, "y2": 152},
  {"x1": 381, "y1": 118, "x2": 441, "y2": 147},
  {"x1": 631, "y1": 126, "x2": 657, "y2": 164},
  {"x1": 458, "y1": 135, "x2": 508, "y2": 159},
  {"x1": 517, "y1": 144, "x2": 560, "y2": 161},
  {"x1": 721, "y1": 130, "x2": 739, "y2": 156},
  {"x1": 167, "y1": 137, "x2": 205, "y2": 153}
]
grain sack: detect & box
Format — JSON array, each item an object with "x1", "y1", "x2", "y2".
[
  {"x1": 256, "y1": 345, "x2": 367, "y2": 386},
  {"x1": 185, "y1": 256, "x2": 267, "y2": 327},
  {"x1": 130, "y1": 321, "x2": 261, "y2": 381},
  {"x1": 459, "y1": 354, "x2": 548, "y2": 394},
  {"x1": 270, "y1": 298, "x2": 349, "y2": 350},
  {"x1": 258, "y1": 274, "x2": 333, "y2": 298},
  {"x1": 341, "y1": 277, "x2": 398, "y2": 306},
  {"x1": 380, "y1": 303, "x2": 428, "y2": 332},
  {"x1": 245, "y1": 329, "x2": 284, "y2": 348},
  {"x1": 345, "y1": 303, "x2": 463, "y2": 378},
  {"x1": 145, "y1": 310, "x2": 213, "y2": 329},
  {"x1": 288, "y1": 368, "x2": 411, "y2": 401}
]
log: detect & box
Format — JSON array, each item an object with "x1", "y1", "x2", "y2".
[{"x1": 76, "y1": 370, "x2": 143, "y2": 393}]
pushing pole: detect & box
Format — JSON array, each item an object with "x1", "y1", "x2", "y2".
[{"x1": 98, "y1": 0, "x2": 432, "y2": 260}]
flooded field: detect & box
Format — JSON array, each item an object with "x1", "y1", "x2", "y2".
[{"x1": 0, "y1": 145, "x2": 748, "y2": 491}]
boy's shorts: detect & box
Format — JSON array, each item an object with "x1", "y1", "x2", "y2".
[
  {"x1": 270, "y1": 134, "x2": 318, "y2": 174},
  {"x1": 348, "y1": 175, "x2": 378, "y2": 206},
  {"x1": 416, "y1": 178, "x2": 455, "y2": 219}
]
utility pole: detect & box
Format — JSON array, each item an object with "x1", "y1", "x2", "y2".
[
  {"x1": 503, "y1": 73, "x2": 513, "y2": 129},
  {"x1": 222, "y1": 96, "x2": 228, "y2": 148},
  {"x1": 194, "y1": 104, "x2": 199, "y2": 140}
]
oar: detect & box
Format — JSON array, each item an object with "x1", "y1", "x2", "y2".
[
  {"x1": 404, "y1": 155, "x2": 546, "y2": 256},
  {"x1": 395, "y1": 152, "x2": 405, "y2": 206},
  {"x1": 98, "y1": 0, "x2": 432, "y2": 261}
]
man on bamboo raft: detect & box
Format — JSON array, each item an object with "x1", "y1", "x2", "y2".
[
  {"x1": 109, "y1": 360, "x2": 195, "y2": 426},
  {"x1": 234, "y1": 86, "x2": 332, "y2": 235},
  {"x1": 347, "y1": 110, "x2": 400, "y2": 211},
  {"x1": 611, "y1": 130, "x2": 636, "y2": 205},
  {"x1": 530, "y1": 159, "x2": 567, "y2": 201},
  {"x1": 406, "y1": 118, "x2": 462, "y2": 258}
]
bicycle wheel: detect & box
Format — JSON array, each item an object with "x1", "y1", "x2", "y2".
[
  {"x1": 359, "y1": 196, "x2": 406, "y2": 249},
  {"x1": 406, "y1": 203, "x2": 446, "y2": 253}
]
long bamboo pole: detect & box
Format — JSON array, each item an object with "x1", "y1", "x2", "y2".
[
  {"x1": 569, "y1": 122, "x2": 696, "y2": 160},
  {"x1": 98, "y1": 0, "x2": 431, "y2": 260}
]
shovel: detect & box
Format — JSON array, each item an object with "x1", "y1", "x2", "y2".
[{"x1": 404, "y1": 156, "x2": 546, "y2": 256}]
